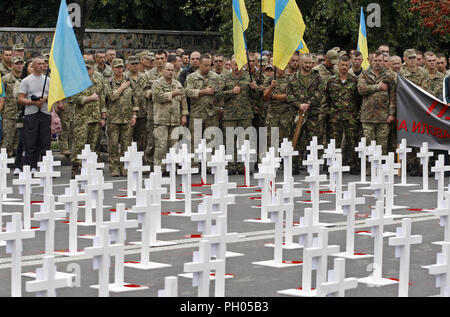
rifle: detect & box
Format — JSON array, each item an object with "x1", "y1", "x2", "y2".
[{"x1": 292, "y1": 109, "x2": 305, "y2": 148}]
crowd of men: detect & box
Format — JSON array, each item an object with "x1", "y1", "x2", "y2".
[{"x1": 0, "y1": 42, "x2": 449, "y2": 179}]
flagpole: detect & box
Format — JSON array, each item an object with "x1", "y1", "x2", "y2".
[{"x1": 260, "y1": 12, "x2": 264, "y2": 84}]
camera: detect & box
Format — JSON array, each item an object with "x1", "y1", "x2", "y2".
[{"x1": 31, "y1": 95, "x2": 41, "y2": 101}]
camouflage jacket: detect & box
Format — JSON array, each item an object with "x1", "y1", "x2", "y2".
[
  {"x1": 185, "y1": 70, "x2": 222, "y2": 118},
  {"x1": 216, "y1": 72, "x2": 258, "y2": 121},
  {"x1": 313, "y1": 64, "x2": 338, "y2": 82},
  {"x1": 358, "y1": 68, "x2": 397, "y2": 123},
  {"x1": 263, "y1": 75, "x2": 294, "y2": 113},
  {"x1": 1, "y1": 72, "x2": 21, "y2": 119},
  {"x1": 324, "y1": 74, "x2": 361, "y2": 121},
  {"x1": 286, "y1": 70, "x2": 325, "y2": 121},
  {"x1": 144, "y1": 67, "x2": 164, "y2": 121},
  {"x1": 71, "y1": 73, "x2": 106, "y2": 124},
  {"x1": 94, "y1": 64, "x2": 114, "y2": 80},
  {"x1": 0, "y1": 61, "x2": 11, "y2": 77},
  {"x1": 399, "y1": 67, "x2": 430, "y2": 91},
  {"x1": 427, "y1": 71, "x2": 445, "y2": 100},
  {"x1": 124, "y1": 71, "x2": 148, "y2": 119},
  {"x1": 105, "y1": 76, "x2": 139, "y2": 124},
  {"x1": 152, "y1": 77, "x2": 189, "y2": 126}
]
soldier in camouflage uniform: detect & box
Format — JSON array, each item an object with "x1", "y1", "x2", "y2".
[
  {"x1": 70, "y1": 59, "x2": 107, "y2": 178},
  {"x1": 0, "y1": 48, "x2": 12, "y2": 77},
  {"x1": 105, "y1": 59, "x2": 139, "y2": 177},
  {"x1": 400, "y1": 49, "x2": 430, "y2": 176},
  {"x1": 124, "y1": 56, "x2": 148, "y2": 153},
  {"x1": 1, "y1": 56, "x2": 24, "y2": 157},
  {"x1": 263, "y1": 67, "x2": 295, "y2": 149},
  {"x1": 287, "y1": 54, "x2": 325, "y2": 173},
  {"x1": 424, "y1": 51, "x2": 445, "y2": 100},
  {"x1": 94, "y1": 51, "x2": 114, "y2": 79},
  {"x1": 358, "y1": 52, "x2": 397, "y2": 158},
  {"x1": 152, "y1": 63, "x2": 189, "y2": 168},
  {"x1": 323, "y1": 55, "x2": 361, "y2": 173},
  {"x1": 143, "y1": 50, "x2": 167, "y2": 170},
  {"x1": 185, "y1": 54, "x2": 222, "y2": 168},
  {"x1": 217, "y1": 58, "x2": 259, "y2": 175}
]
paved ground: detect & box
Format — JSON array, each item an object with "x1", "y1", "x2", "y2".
[{"x1": 0, "y1": 153, "x2": 447, "y2": 297}]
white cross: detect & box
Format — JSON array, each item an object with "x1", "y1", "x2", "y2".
[
  {"x1": 307, "y1": 136, "x2": 324, "y2": 161},
  {"x1": 417, "y1": 142, "x2": 434, "y2": 191},
  {"x1": 195, "y1": 139, "x2": 213, "y2": 185},
  {"x1": 33, "y1": 195, "x2": 66, "y2": 256},
  {"x1": 328, "y1": 153, "x2": 350, "y2": 214},
  {"x1": 355, "y1": 138, "x2": 370, "y2": 183},
  {"x1": 146, "y1": 167, "x2": 169, "y2": 234},
  {"x1": 85, "y1": 170, "x2": 113, "y2": 228},
  {"x1": 358, "y1": 201, "x2": 396, "y2": 286},
  {"x1": 435, "y1": 192, "x2": 450, "y2": 243},
  {"x1": 84, "y1": 226, "x2": 124, "y2": 297},
  {"x1": 382, "y1": 152, "x2": 401, "y2": 218},
  {"x1": 304, "y1": 153, "x2": 328, "y2": 225},
  {"x1": 282, "y1": 177, "x2": 303, "y2": 248},
  {"x1": 0, "y1": 148, "x2": 14, "y2": 200},
  {"x1": 76, "y1": 146, "x2": 104, "y2": 190},
  {"x1": 34, "y1": 151, "x2": 61, "y2": 197},
  {"x1": 208, "y1": 145, "x2": 232, "y2": 184},
  {"x1": 254, "y1": 154, "x2": 278, "y2": 222},
  {"x1": 25, "y1": 255, "x2": 72, "y2": 297},
  {"x1": 121, "y1": 142, "x2": 150, "y2": 198},
  {"x1": 317, "y1": 258, "x2": 358, "y2": 297},
  {"x1": 323, "y1": 139, "x2": 341, "y2": 192},
  {"x1": 162, "y1": 147, "x2": 182, "y2": 201},
  {"x1": 291, "y1": 208, "x2": 323, "y2": 249},
  {"x1": 203, "y1": 215, "x2": 239, "y2": 261},
  {"x1": 13, "y1": 166, "x2": 40, "y2": 230},
  {"x1": 183, "y1": 240, "x2": 225, "y2": 297},
  {"x1": 191, "y1": 196, "x2": 224, "y2": 236},
  {"x1": 388, "y1": 218, "x2": 423, "y2": 297},
  {"x1": 57, "y1": 180, "x2": 87, "y2": 256},
  {"x1": 432, "y1": 155, "x2": 450, "y2": 209},
  {"x1": 396, "y1": 139, "x2": 412, "y2": 185},
  {"x1": 0, "y1": 213, "x2": 36, "y2": 297},
  {"x1": 301, "y1": 227, "x2": 340, "y2": 295},
  {"x1": 158, "y1": 276, "x2": 178, "y2": 297},
  {"x1": 368, "y1": 145, "x2": 383, "y2": 183},
  {"x1": 423, "y1": 243, "x2": 450, "y2": 297},
  {"x1": 279, "y1": 138, "x2": 298, "y2": 182},
  {"x1": 0, "y1": 175, "x2": 13, "y2": 233},
  {"x1": 237, "y1": 140, "x2": 257, "y2": 187},
  {"x1": 335, "y1": 183, "x2": 367, "y2": 258},
  {"x1": 178, "y1": 144, "x2": 199, "y2": 216}
]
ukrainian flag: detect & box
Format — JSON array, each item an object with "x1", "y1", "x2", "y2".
[
  {"x1": 357, "y1": 7, "x2": 370, "y2": 70},
  {"x1": 262, "y1": 0, "x2": 275, "y2": 18},
  {"x1": 48, "y1": 0, "x2": 92, "y2": 111},
  {"x1": 273, "y1": 0, "x2": 306, "y2": 70},
  {"x1": 233, "y1": 0, "x2": 250, "y2": 70},
  {"x1": 298, "y1": 39, "x2": 309, "y2": 54}
]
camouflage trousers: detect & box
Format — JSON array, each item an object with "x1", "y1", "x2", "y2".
[
  {"x1": 144, "y1": 119, "x2": 154, "y2": 170},
  {"x1": 362, "y1": 123, "x2": 390, "y2": 155},
  {"x1": 222, "y1": 119, "x2": 253, "y2": 173},
  {"x1": 133, "y1": 117, "x2": 147, "y2": 152},
  {"x1": 108, "y1": 123, "x2": 132, "y2": 174},
  {"x1": 265, "y1": 109, "x2": 294, "y2": 148},
  {"x1": 58, "y1": 106, "x2": 72, "y2": 152},
  {"x1": 331, "y1": 119, "x2": 358, "y2": 169},
  {"x1": 0, "y1": 118, "x2": 17, "y2": 156},
  {"x1": 294, "y1": 115, "x2": 322, "y2": 169},
  {"x1": 189, "y1": 114, "x2": 220, "y2": 168},
  {"x1": 154, "y1": 125, "x2": 180, "y2": 167},
  {"x1": 71, "y1": 121, "x2": 101, "y2": 166}
]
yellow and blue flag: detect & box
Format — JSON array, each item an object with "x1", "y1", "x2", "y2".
[
  {"x1": 298, "y1": 39, "x2": 309, "y2": 54},
  {"x1": 262, "y1": 0, "x2": 275, "y2": 19},
  {"x1": 273, "y1": 0, "x2": 306, "y2": 70},
  {"x1": 48, "y1": 0, "x2": 92, "y2": 110},
  {"x1": 233, "y1": 0, "x2": 250, "y2": 71},
  {"x1": 357, "y1": 7, "x2": 370, "y2": 70}
]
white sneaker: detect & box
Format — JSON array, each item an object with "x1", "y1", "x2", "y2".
[
  {"x1": 13, "y1": 168, "x2": 21, "y2": 175},
  {"x1": 31, "y1": 168, "x2": 37, "y2": 175}
]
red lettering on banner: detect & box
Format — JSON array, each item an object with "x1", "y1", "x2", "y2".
[
  {"x1": 437, "y1": 105, "x2": 449, "y2": 118},
  {"x1": 412, "y1": 121, "x2": 422, "y2": 133},
  {"x1": 427, "y1": 101, "x2": 439, "y2": 115},
  {"x1": 398, "y1": 120, "x2": 408, "y2": 132}
]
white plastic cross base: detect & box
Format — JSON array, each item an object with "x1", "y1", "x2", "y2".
[
  {"x1": 320, "y1": 209, "x2": 344, "y2": 215},
  {"x1": 77, "y1": 222, "x2": 96, "y2": 227},
  {"x1": 3, "y1": 198, "x2": 21, "y2": 202},
  {"x1": 78, "y1": 205, "x2": 112, "y2": 209},
  {"x1": 391, "y1": 205, "x2": 409, "y2": 210},
  {"x1": 297, "y1": 200, "x2": 331, "y2": 204},
  {"x1": 129, "y1": 240, "x2": 176, "y2": 247},
  {"x1": 264, "y1": 243, "x2": 303, "y2": 250},
  {"x1": 22, "y1": 271, "x2": 76, "y2": 279},
  {"x1": 251, "y1": 260, "x2": 303, "y2": 269},
  {"x1": 332, "y1": 252, "x2": 374, "y2": 260},
  {"x1": 78, "y1": 234, "x2": 96, "y2": 240},
  {"x1": 157, "y1": 228, "x2": 180, "y2": 234},
  {"x1": 178, "y1": 273, "x2": 235, "y2": 280},
  {"x1": 0, "y1": 241, "x2": 5, "y2": 247},
  {"x1": 243, "y1": 218, "x2": 272, "y2": 224},
  {"x1": 113, "y1": 195, "x2": 136, "y2": 199},
  {"x1": 277, "y1": 288, "x2": 317, "y2": 297},
  {"x1": 410, "y1": 189, "x2": 437, "y2": 193},
  {"x1": 124, "y1": 261, "x2": 172, "y2": 271},
  {"x1": 54, "y1": 250, "x2": 86, "y2": 257},
  {"x1": 222, "y1": 251, "x2": 244, "y2": 258},
  {"x1": 356, "y1": 231, "x2": 396, "y2": 238},
  {"x1": 358, "y1": 276, "x2": 399, "y2": 287},
  {"x1": 90, "y1": 283, "x2": 149, "y2": 293},
  {"x1": 394, "y1": 183, "x2": 420, "y2": 187},
  {"x1": 354, "y1": 181, "x2": 371, "y2": 185},
  {"x1": 166, "y1": 212, "x2": 192, "y2": 218}
]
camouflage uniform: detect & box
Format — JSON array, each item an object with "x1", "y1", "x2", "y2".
[
  {"x1": 124, "y1": 68, "x2": 148, "y2": 152},
  {"x1": 94, "y1": 64, "x2": 113, "y2": 155},
  {"x1": 94, "y1": 64, "x2": 114, "y2": 80},
  {"x1": 152, "y1": 77, "x2": 189, "y2": 167},
  {"x1": 263, "y1": 74, "x2": 295, "y2": 148},
  {"x1": 0, "y1": 61, "x2": 11, "y2": 77},
  {"x1": 185, "y1": 70, "x2": 222, "y2": 165},
  {"x1": 427, "y1": 71, "x2": 445, "y2": 100},
  {"x1": 399, "y1": 65, "x2": 430, "y2": 171},
  {"x1": 286, "y1": 70, "x2": 325, "y2": 169},
  {"x1": 105, "y1": 64, "x2": 139, "y2": 176},
  {"x1": 324, "y1": 74, "x2": 361, "y2": 169},
  {"x1": 217, "y1": 72, "x2": 258, "y2": 173},
  {"x1": 57, "y1": 99, "x2": 72, "y2": 155},
  {"x1": 143, "y1": 67, "x2": 163, "y2": 169},
  {"x1": 1, "y1": 70, "x2": 22, "y2": 156},
  {"x1": 70, "y1": 64, "x2": 106, "y2": 176},
  {"x1": 358, "y1": 68, "x2": 397, "y2": 155}
]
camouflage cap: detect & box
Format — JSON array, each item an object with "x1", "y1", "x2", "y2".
[
  {"x1": 127, "y1": 55, "x2": 140, "y2": 64},
  {"x1": 265, "y1": 64, "x2": 274, "y2": 70},
  {"x1": 12, "y1": 43, "x2": 24, "y2": 51},
  {"x1": 137, "y1": 50, "x2": 154, "y2": 60},
  {"x1": 332, "y1": 47, "x2": 341, "y2": 52},
  {"x1": 326, "y1": 49, "x2": 340, "y2": 65},
  {"x1": 41, "y1": 49, "x2": 50, "y2": 57},
  {"x1": 339, "y1": 50, "x2": 348, "y2": 57},
  {"x1": 261, "y1": 56, "x2": 269, "y2": 66},
  {"x1": 111, "y1": 58, "x2": 125, "y2": 68},
  {"x1": 85, "y1": 59, "x2": 95, "y2": 68},
  {"x1": 404, "y1": 49, "x2": 417, "y2": 58},
  {"x1": 12, "y1": 56, "x2": 24, "y2": 64}
]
